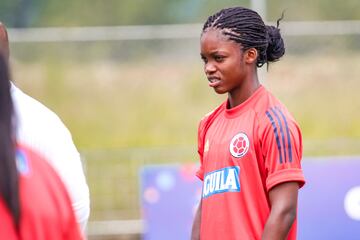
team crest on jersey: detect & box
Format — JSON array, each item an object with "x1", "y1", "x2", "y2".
[
  {"x1": 202, "y1": 166, "x2": 240, "y2": 198},
  {"x1": 229, "y1": 132, "x2": 250, "y2": 158}
]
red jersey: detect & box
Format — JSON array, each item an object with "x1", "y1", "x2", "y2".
[
  {"x1": 196, "y1": 85, "x2": 305, "y2": 240},
  {"x1": 0, "y1": 144, "x2": 83, "y2": 240}
]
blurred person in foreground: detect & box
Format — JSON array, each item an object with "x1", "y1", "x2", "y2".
[
  {"x1": 0, "y1": 52, "x2": 83, "y2": 239},
  {"x1": 0, "y1": 22, "x2": 90, "y2": 233},
  {"x1": 191, "y1": 7, "x2": 305, "y2": 240}
]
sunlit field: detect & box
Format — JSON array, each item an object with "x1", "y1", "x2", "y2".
[{"x1": 12, "y1": 53, "x2": 360, "y2": 154}]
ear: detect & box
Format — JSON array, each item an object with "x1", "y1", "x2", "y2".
[{"x1": 244, "y1": 48, "x2": 258, "y2": 64}]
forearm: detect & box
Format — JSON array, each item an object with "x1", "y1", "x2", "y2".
[
  {"x1": 262, "y1": 209, "x2": 296, "y2": 240},
  {"x1": 191, "y1": 201, "x2": 202, "y2": 240}
]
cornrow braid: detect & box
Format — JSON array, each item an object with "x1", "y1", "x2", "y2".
[{"x1": 202, "y1": 7, "x2": 285, "y2": 67}]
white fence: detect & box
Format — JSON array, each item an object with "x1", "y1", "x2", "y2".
[{"x1": 7, "y1": 20, "x2": 360, "y2": 43}]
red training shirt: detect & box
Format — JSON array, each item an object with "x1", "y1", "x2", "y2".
[
  {"x1": 0, "y1": 144, "x2": 83, "y2": 240},
  {"x1": 196, "y1": 85, "x2": 305, "y2": 240}
]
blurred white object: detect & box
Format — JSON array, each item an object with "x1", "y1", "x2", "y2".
[
  {"x1": 11, "y1": 83, "x2": 90, "y2": 232},
  {"x1": 344, "y1": 186, "x2": 360, "y2": 221}
]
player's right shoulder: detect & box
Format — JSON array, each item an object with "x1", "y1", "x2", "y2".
[
  {"x1": 202, "y1": 102, "x2": 225, "y2": 119},
  {"x1": 198, "y1": 102, "x2": 225, "y2": 130},
  {"x1": 200, "y1": 109, "x2": 215, "y2": 122}
]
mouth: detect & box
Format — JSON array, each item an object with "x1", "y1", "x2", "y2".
[
  {"x1": 207, "y1": 77, "x2": 221, "y2": 88},
  {"x1": 207, "y1": 77, "x2": 221, "y2": 83}
]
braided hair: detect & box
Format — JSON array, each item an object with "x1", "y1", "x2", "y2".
[{"x1": 202, "y1": 7, "x2": 285, "y2": 67}]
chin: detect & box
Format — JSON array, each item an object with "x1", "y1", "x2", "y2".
[{"x1": 213, "y1": 88, "x2": 228, "y2": 95}]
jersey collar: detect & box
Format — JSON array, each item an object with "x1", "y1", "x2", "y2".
[{"x1": 224, "y1": 85, "x2": 265, "y2": 118}]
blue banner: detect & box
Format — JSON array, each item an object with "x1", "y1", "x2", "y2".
[{"x1": 140, "y1": 157, "x2": 360, "y2": 240}]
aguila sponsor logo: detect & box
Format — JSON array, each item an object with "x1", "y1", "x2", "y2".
[{"x1": 202, "y1": 166, "x2": 240, "y2": 198}]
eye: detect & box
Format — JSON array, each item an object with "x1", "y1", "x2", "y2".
[
  {"x1": 214, "y1": 55, "x2": 225, "y2": 62},
  {"x1": 201, "y1": 56, "x2": 208, "y2": 64}
]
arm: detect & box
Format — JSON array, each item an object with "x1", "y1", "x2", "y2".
[
  {"x1": 46, "y1": 129, "x2": 90, "y2": 232},
  {"x1": 262, "y1": 182, "x2": 299, "y2": 240},
  {"x1": 191, "y1": 201, "x2": 202, "y2": 240}
]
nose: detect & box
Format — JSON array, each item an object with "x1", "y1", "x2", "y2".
[{"x1": 204, "y1": 62, "x2": 216, "y2": 75}]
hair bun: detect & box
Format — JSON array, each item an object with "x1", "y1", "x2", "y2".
[{"x1": 266, "y1": 25, "x2": 285, "y2": 62}]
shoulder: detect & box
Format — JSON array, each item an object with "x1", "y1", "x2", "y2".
[
  {"x1": 252, "y1": 88, "x2": 298, "y2": 127},
  {"x1": 251, "y1": 89, "x2": 301, "y2": 147},
  {"x1": 11, "y1": 84, "x2": 72, "y2": 136},
  {"x1": 11, "y1": 85, "x2": 79, "y2": 166},
  {"x1": 198, "y1": 101, "x2": 225, "y2": 130},
  {"x1": 260, "y1": 105, "x2": 300, "y2": 135},
  {"x1": 255, "y1": 102, "x2": 302, "y2": 155}
]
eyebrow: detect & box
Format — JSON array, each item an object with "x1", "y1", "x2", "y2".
[
  {"x1": 200, "y1": 50, "x2": 226, "y2": 55},
  {"x1": 203, "y1": 50, "x2": 228, "y2": 56}
]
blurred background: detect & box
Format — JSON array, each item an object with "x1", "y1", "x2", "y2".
[{"x1": 1, "y1": 0, "x2": 360, "y2": 239}]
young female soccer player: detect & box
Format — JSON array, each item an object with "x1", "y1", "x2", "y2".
[
  {"x1": 191, "y1": 7, "x2": 305, "y2": 240},
  {"x1": 0, "y1": 54, "x2": 83, "y2": 239}
]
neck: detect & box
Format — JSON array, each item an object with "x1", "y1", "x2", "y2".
[{"x1": 227, "y1": 71, "x2": 260, "y2": 109}]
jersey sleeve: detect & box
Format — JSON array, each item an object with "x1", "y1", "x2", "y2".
[
  {"x1": 196, "y1": 117, "x2": 207, "y2": 181},
  {"x1": 260, "y1": 107, "x2": 305, "y2": 192},
  {"x1": 195, "y1": 105, "x2": 223, "y2": 181}
]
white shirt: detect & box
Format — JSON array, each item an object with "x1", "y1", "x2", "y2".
[{"x1": 11, "y1": 83, "x2": 90, "y2": 232}]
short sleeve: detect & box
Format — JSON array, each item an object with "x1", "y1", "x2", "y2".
[
  {"x1": 260, "y1": 107, "x2": 305, "y2": 191},
  {"x1": 196, "y1": 118, "x2": 207, "y2": 181}
]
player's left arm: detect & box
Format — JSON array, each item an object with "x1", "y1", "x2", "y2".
[
  {"x1": 261, "y1": 181, "x2": 299, "y2": 240},
  {"x1": 191, "y1": 200, "x2": 202, "y2": 240},
  {"x1": 260, "y1": 106, "x2": 305, "y2": 239}
]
